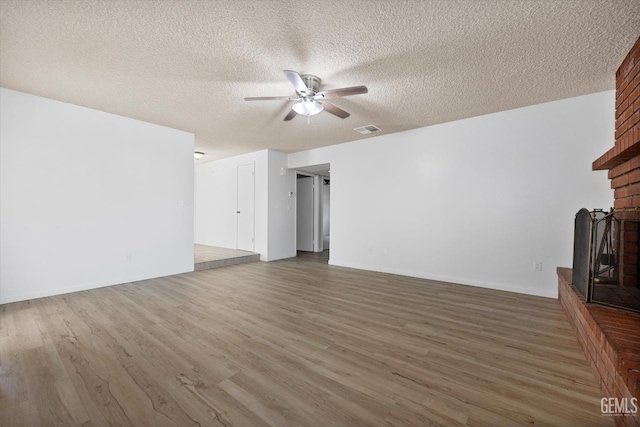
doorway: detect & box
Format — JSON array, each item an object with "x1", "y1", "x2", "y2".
[
  {"x1": 322, "y1": 177, "x2": 330, "y2": 250},
  {"x1": 296, "y1": 175, "x2": 314, "y2": 252},
  {"x1": 295, "y1": 164, "x2": 330, "y2": 261}
]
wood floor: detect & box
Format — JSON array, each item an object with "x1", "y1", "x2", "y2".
[
  {"x1": 1, "y1": 252, "x2": 611, "y2": 426},
  {"x1": 194, "y1": 244, "x2": 257, "y2": 264},
  {"x1": 194, "y1": 245, "x2": 260, "y2": 271}
]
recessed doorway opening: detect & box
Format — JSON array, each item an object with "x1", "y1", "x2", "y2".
[{"x1": 295, "y1": 163, "x2": 330, "y2": 262}]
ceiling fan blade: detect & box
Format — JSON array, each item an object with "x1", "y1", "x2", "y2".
[
  {"x1": 315, "y1": 85, "x2": 368, "y2": 100},
  {"x1": 244, "y1": 95, "x2": 300, "y2": 101},
  {"x1": 283, "y1": 108, "x2": 298, "y2": 121},
  {"x1": 321, "y1": 101, "x2": 350, "y2": 119},
  {"x1": 284, "y1": 70, "x2": 309, "y2": 94}
]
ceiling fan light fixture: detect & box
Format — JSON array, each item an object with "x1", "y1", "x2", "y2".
[
  {"x1": 245, "y1": 70, "x2": 367, "y2": 121},
  {"x1": 292, "y1": 99, "x2": 323, "y2": 116}
]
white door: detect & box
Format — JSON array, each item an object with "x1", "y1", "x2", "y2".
[
  {"x1": 237, "y1": 163, "x2": 255, "y2": 251},
  {"x1": 296, "y1": 175, "x2": 314, "y2": 252}
]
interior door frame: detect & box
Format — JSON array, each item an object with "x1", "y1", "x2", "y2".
[{"x1": 295, "y1": 171, "x2": 323, "y2": 253}]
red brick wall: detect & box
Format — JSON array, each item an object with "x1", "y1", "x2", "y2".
[
  {"x1": 594, "y1": 37, "x2": 640, "y2": 171},
  {"x1": 616, "y1": 38, "x2": 640, "y2": 155},
  {"x1": 594, "y1": 37, "x2": 640, "y2": 288}
]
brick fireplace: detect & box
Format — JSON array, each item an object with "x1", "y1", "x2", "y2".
[
  {"x1": 594, "y1": 36, "x2": 640, "y2": 293},
  {"x1": 559, "y1": 37, "x2": 640, "y2": 427}
]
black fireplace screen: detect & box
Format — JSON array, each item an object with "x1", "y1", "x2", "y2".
[
  {"x1": 572, "y1": 208, "x2": 594, "y2": 299},
  {"x1": 572, "y1": 208, "x2": 640, "y2": 312}
]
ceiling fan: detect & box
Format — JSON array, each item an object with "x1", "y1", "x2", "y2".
[{"x1": 244, "y1": 70, "x2": 368, "y2": 121}]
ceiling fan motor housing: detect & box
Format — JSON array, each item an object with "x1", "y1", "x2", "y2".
[{"x1": 300, "y1": 74, "x2": 321, "y2": 95}]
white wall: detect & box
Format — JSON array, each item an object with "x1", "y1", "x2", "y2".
[
  {"x1": 289, "y1": 91, "x2": 615, "y2": 298},
  {"x1": 0, "y1": 88, "x2": 194, "y2": 304},
  {"x1": 194, "y1": 149, "x2": 295, "y2": 261},
  {"x1": 267, "y1": 150, "x2": 296, "y2": 260}
]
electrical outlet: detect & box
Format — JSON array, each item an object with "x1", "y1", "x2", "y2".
[
  {"x1": 125, "y1": 253, "x2": 132, "y2": 262},
  {"x1": 533, "y1": 261, "x2": 542, "y2": 271}
]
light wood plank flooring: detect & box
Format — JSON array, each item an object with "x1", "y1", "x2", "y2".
[
  {"x1": 194, "y1": 245, "x2": 260, "y2": 271},
  {"x1": 1, "y1": 252, "x2": 611, "y2": 426}
]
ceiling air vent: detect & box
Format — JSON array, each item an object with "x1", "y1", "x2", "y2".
[{"x1": 354, "y1": 124, "x2": 381, "y2": 135}]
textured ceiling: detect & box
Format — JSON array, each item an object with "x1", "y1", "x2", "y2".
[{"x1": 1, "y1": 1, "x2": 639, "y2": 162}]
